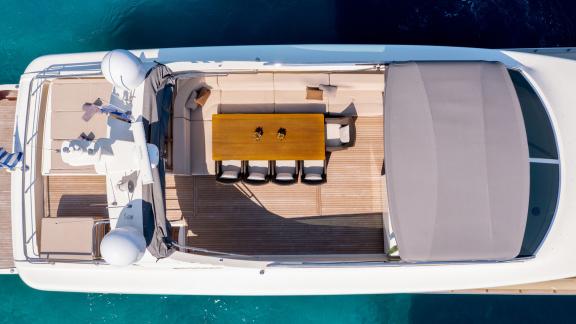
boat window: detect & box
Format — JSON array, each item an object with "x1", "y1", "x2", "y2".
[
  {"x1": 519, "y1": 163, "x2": 559, "y2": 256},
  {"x1": 508, "y1": 70, "x2": 560, "y2": 257},
  {"x1": 509, "y1": 70, "x2": 558, "y2": 159}
]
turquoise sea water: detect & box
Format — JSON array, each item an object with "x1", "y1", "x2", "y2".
[
  {"x1": 3, "y1": 275, "x2": 576, "y2": 324},
  {"x1": 2, "y1": 1, "x2": 576, "y2": 323}
]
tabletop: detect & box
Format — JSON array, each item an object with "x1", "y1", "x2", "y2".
[{"x1": 212, "y1": 113, "x2": 326, "y2": 161}]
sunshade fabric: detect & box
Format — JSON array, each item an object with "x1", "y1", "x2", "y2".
[
  {"x1": 384, "y1": 62, "x2": 529, "y2": 262},
  {"x1": 142, "y1": 64, "x2": 175, "y2": 259}
]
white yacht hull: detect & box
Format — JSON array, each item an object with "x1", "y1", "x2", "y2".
[{"x1": 9, "y1": 45, "x2": 576, "y2": 295}]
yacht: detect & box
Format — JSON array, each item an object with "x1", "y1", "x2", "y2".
[{"x1": 0, "y1": 45, "x2": 572, "y2": 295}]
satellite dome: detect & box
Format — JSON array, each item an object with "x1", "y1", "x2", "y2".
[
  {"x1": 100, "y1": 227, "x2": 146, "y2": 266},
  {"x1": 101, "y1": 49, "x2": 149, "y2": 91}
]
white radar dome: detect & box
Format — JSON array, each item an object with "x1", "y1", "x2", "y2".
[
  {"x1": 100, "y1": 227, "x2": 146, "y2": 266},
  {"x1": 101, "y1": 49, "x2": 149, "y2": 91}
]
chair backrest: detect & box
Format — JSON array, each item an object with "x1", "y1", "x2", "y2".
[
  {"x1": 244, "y1": 160, "x2": 270, "y2": 184},
  {"x1": 324, "y1": 115, "x2": 356, "y2": 152},
  {"x1": 215, "y1": 160, "x2": 243, "y2": 183},
  {"x1": 273, "y1": 160, "x2": 299, "y2": 184},
  {"x1": 301, "y1": 160, "x2": 326, "y2": 185},
  {"x1": 339, "y1": 125, "x2": 351, "y2": 143}
]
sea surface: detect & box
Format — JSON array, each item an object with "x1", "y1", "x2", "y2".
[{"x1": 1, "y1": 0, "x2": 576, "y2": 323}]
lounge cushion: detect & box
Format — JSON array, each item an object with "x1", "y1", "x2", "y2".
[
  {"x1": 328, "y1": 73, "x2": 385, "y2": 116},
  {"x1": 340, "y1": 125, "x2": 351, "y2": 143},
  {"x1": 219, "y1": 73, "x2": 274, "y2": 113},
  {"x1": 40, "y1": 217, "x2": 96, "y2": 259},
  {"x1": 174, "y1": 77, "x2": 220, "y2": 120},
  {"x1": 276, "y1": 173, "x2": 294, "y2": 181}
]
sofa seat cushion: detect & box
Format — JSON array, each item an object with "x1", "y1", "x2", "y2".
[
  {"x1": 174, "y1": 77, "x2": 220, "y2": 120},
  {"x1": 274, "y1": 73, "x2": 329, "y2": 113},
  {"x1": 190, "y1": 121, "x2": 215, "y2": 175},
  {"x1": 40, "y1": 217, "x2": 96, "y2": 256},
  {"x1": 328, "y1": 73, "x2": 385, "y2": 116},
  {"x1": 218, "y1": 73, "x2": 274, "y2": 113},
  {"x1": 340, "y1": 125, "x2": 351, "y2": 143}
]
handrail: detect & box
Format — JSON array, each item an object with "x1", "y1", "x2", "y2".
[
  {"x1": 170, "y1": 241, "x2": 245, "y2": 258},
  {"x1": 91, "y1": 219, "x2": 110, "y2": 259}
]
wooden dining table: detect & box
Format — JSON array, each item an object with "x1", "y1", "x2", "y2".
[{"x1": 212, "y1": 113, "x2": 326, "y2": 161}]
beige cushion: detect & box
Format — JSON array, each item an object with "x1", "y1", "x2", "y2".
[
  {"x1": 304, "y1": 173, "x2": 323, "y2": 181},
  {"x1": 303, "y1": 160, "x2": 325, "y2": 178},
  {"x1": 173, "y1": 119, "x2": 215, "y2": 176},
  {"x1": 219, "y1": 73, "x2": 274, "y2": 113},
  {"x1": 274, "y1": 73, "x2": 329, "y2": 113},
  {"x1": 174, "y1": 77, "x2": 220, "y2": 120},
  {"x1": 220, "y1": 103, "x2": 275, "y2": 114},
  {"x1": 274, "y1": 73, "x2": 330, "y2": 92},
  {"x1": 326, "y1": 124, "x2": 348, "y2": 147},
  {"x1": 46, "y1": 79, "x2": 112, "y2": 175},
  {"x1": 276, "y1": 173, "x2": 294, "y2": 181},
  {"x1": 51, "y1": 79, "x2": 112, "y2": 111},
  {"x1": 219, "y1": 73, "x2": 273, "y2": 91},
  {"x1": 185, "y1": 90, "x2": 199, "y2": 110},
  {"x1": 329, "y1": 73, "x2": 385, "y2": 91},
  {"x1": 248, "y1": 160, "x2": 269, "y2": 168},
  {"x1": 220, "y1": 170, "x2": 239, "y2": 179},
  {"x1": 222, "y1": 160, "x2": 242, "y2": 168},
  {"x1": 172, "y1": 118, "x2": 191, "y2": 175},
  {"x1": 340, "y1": 125, "x2": 350, "y2": 143},
  {"x1": 328, "y1": 73, "x2": 385, "y2": 116},
  {"x1": 51, "y1": 111, "x2": 108, "y2": 140},
  {"x1": 247, "y1": 172, "x2": 266, "y2": 181},
  {"x1": 326, "y1": 124, "x2": 341, "y2": 141},
  {"x1": 247, "y1": 160, "x2": 268, "y2": 180},
  {"x1": 191, "y1": 121, "x2": 215, "y2": 175},
  {"x1": 50, "y1": 79, "x2": 112, "y2": 140},
  {"x1": 328, "y1": 92, "x2": 384, "y2": 116},
  {"x1": 275, "y1": 160, "x2": 296, "y2": 181},
  {"x1": 221, "y1": 160, "x2": 242, "y2": 177},
  {"x1": 40, "y1": 217, "x2": 95, "y2": 257}
]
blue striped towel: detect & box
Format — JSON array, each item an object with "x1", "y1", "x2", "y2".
[{"x1": 0, "y1": 147, "x2": 22, "y2": 170}]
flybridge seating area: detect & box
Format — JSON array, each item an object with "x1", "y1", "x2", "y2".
[
  {"x1": 171, "y1": 71, "x2": 385, "y2": 176},
  {"x1": 34, "y1": 78, "x2": 112, "y2": 260},
  {"x1": 34, "y1": 68, "x2": 390, "y2": 261},
  {"x1": 168, "y1": 70, "x2": 388, "y2": 257}
]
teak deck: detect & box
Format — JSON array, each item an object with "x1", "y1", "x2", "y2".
[
  {"x1": 169, "y1": 116, "x2": 386, "y2": 255},
  {"x1": 0, "y1": 91, "x2": 17, "y2": 270},
  {"x1": 44, "y1": 176, "x2": 108, "y2": 218},
  {"x1": 212, "y1": 113, "x2": 326, "y2": 161}
]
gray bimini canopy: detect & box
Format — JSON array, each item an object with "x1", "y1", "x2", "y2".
[{"x1": 384, "y1": 61, "x2": 530, "y2": 262}]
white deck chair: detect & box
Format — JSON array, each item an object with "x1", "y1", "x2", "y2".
[
  {"x1": 245, "y1": 160, "x2": 270, "y2": 184},
  {"x1": 301, "y1": 160, "x2": 326, "y2": 184}
]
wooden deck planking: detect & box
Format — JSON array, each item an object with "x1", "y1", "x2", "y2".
[
  {"x1": 322, "y1": 117, "x2": 386, "y2": 216},
  {"x1": 45, "y1": 176, "x2": 108, "y2": 218},
  {"x1": 166, "y1": 117, "x2": 385, "y2": 255},
  {"x1": 0, "y1": 92, "x2": 17, "y2": 269}
]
